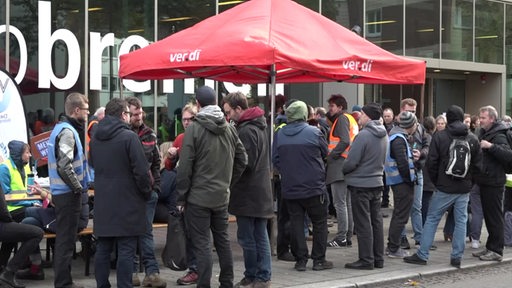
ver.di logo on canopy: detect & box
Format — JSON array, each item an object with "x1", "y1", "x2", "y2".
[
  {"x1": 342, "y1": 59, "x2": 374, "y2": 72},
  {"x1": 170, "y1": 49, "x2": 202, "y2": 63}
]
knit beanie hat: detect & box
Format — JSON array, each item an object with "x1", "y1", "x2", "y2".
[
  {"x1": 285, "y1": 100, "x2": 308, "y2": 123},
  {"x1": 352, "y1": 105, "x2": 362, "y2": 112},
  {"x1": 195, "y1": 86, "x2": 216, "y2": 107},
  {"x1": 362, "y1": 103, "x2": 382, "y2": 121},
  {"x1": 446, "y1": 105, "x2": 464, "y2": 124},
  {"x1": 399, "y1": 111, "x2": 417, "y2": 129}
]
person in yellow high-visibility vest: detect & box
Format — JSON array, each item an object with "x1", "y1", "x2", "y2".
[
  {"x1": 0, "y1": 140, "x2": 41, "y2": 271},
  {"x1": 325, "y1": 94, "x2": 359, "y2": 248}
]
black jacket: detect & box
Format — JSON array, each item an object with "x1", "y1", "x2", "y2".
[
  {"x1": 228, "y1": 107, "x2": 274, "y2": 219},
  {"x1": 90, "y1": 115, "x2": 152, "y2": 237},
  {"x1": 427, "y1": 121, "x2": 482, "y2": 194},
  {"x1": 477, "y1": 122, "x2": 512, "y2": 187}
]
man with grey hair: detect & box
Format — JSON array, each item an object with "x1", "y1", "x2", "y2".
[{"x1": 472, "y1": 105, "x2": 512, "y2": 262}]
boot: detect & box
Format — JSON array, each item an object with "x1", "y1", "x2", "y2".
[{"x1": 0, "y1": 269, "x2": 26, "y2": 288}]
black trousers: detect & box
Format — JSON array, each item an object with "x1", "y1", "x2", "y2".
[
  {"x1": 0, "y1": 222, "x2": 43, "y2": 272},
  {"x1": 53, "y1": 192, "x2": 82, "y2": 288},
  {"x1": 0, "y1": 207, "x2": 26, "y2": 268},
  {"x1": 387, "y1": 183, "x2": 414, "y2": 252},
  {"x1": 185, "y1": 203, "x2": 233, "y2": 288},
  {"x1": 349, "y1": 186, "x2": 384, "y2": 265},
  {"x1": 480, "y1": 185, "x2": 505, "y2": 255},
  {"x1": 275, "y1": 178, "x2": 292, "y2": 257},
  {"x1": 287, "y1": 194, "x2": 328, "y2": 263}
]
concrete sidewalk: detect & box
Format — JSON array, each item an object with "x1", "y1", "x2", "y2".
[{"x1": 23, "y1": 207, "x2": 511, "y2": 288}]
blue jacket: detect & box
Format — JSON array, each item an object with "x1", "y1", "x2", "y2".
[
  {"x1": 385, "y1": 129, "x2": 416, "y2": 186},
  {"x1": 48, "y1": 121, "x2": 89, "y2": 195},
  {"x1": 272, "y1": 121, "x2": 328, "y2": 200}
]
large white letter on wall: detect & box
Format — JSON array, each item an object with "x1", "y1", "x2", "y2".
[{"x1": 38, "y1": 1, "x2": 81, "y2": 90}]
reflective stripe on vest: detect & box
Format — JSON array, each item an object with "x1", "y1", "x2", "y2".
[
  {"x1": 47, "y1": 122, "x2": 89, "y2": 195},
  {"x1": 3, "y1": 159, "x2": 31, "y2": 211},
  {"x1": 384, "y1": 133, "x2": 416, "y2": 185},
  {"x1": 328, "y1": 113, "x2": 359, "y2": 158},
  {"x1": 274, "y1": 122, "x2": 286, "y2": 132}
]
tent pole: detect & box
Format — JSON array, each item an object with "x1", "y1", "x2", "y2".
[
  {"x1": 270, "y1": 64, "x2": 276, "y2": 146},
  {"x1": 420, "y1": 83, "x2": 425, "y2": 120}
]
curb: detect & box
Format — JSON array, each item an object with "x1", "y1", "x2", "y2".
[{"x1": 291, "y1": 256, "x2": 512, "y2": 288}]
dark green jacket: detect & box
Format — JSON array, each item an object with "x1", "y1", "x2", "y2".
[{"x1": 177, "y1": 105, "x2": 247, "y2": 209}]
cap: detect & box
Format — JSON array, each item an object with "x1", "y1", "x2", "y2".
[{"x1": 195, "y1": 86, "x2": 216, "y2": 107}]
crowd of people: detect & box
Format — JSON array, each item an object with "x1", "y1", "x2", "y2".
[{"x1": 2, "y1": 89, "x2": 512, "y2": 288}]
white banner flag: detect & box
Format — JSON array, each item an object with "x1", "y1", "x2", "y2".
[{"x1": 0, "y1": 68, "x2": 28, "y2": 162}]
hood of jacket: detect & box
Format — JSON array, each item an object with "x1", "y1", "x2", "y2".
[
  {"x1": 446, "y1": 121, "x2": 469, "y2": 137},
  {"x1": 8, "y1": 140, "x2": 26, "y2": 168},
  {"x1": 363, "y1": 120, "x2": 388, "y2": 138},
  {"x1": 281, "y1": 121, "x2": 308, "y2": 136},
  {"x1": 94, "y1": 115, "x2": 131, "y2": 141},
  {"x1": 237, "y1": 107, "x2": 267, "y2": 130},
  {"x1": 195, "y1": 105, "x2": 228, "y2": 135}
]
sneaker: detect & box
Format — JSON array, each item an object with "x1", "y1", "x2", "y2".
[
  {"x1": 15, "y1": 267, "x2": 45, "y2": 280},
  {"x1": 253, "y1": 280, "x2": 271, "y2": 288},
  {"x1": 142, "y1": 273, "x2": 167, "y2": 287},
  {"x1": 471, "y1": 239, "x2": 480, "y2": 249},
  {"x1": 177, "y1": 271, "x2": 198, "y2": 285},
  {"x1": 277, "y1": 252, "x2": 295, "y2": 262},
  {"x1": 387, "y1": 248, "x2": 410, "y2": 258},
  {"x1": 450, "y1": 258, "x2": 461, "y2": 268},
  {"x1": 327, "y1": 239, "x2": 348, "y2": 248},
  {"x1": 312, "y1": 260, "x2": 333, "y2": 271},
  {"x1": 133, "y1": 273, "x2": 141, "y2": 287},
  {"x1": 234, "y1": 277, "x2": 254, "y2": 287},
  {"x1": 294, "y1": 260, "x2": 307, "y2": 272},
  {"x1": 479, "y1": 251, "x2": 503, "y2": 262},
  {"x1": 403, "y1": 253, "x2": 427, "y2": 265},
  {"x1": 472, "y1": 249, "x2": 489, "y2": 257},
  {"x1": 400, "y1": 236, "x2": 411, "y2": 249}
]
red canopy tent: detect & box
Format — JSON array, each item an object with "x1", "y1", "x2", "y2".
[{"x1": 119, "y1": 0, "x2": 426, "y2": 129}]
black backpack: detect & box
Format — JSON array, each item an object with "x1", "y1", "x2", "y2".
[{"x1": 445, "y1": 136, "x2": 471, "y2": 178}]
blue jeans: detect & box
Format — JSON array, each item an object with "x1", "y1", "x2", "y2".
[
  {"x1": 134, "y1": 190, "x2": 159, "y2": 275},
  {"x1": 402, "y1": 171, "x2": 423, "y2": 242},
  {"x1": 417, "y1": 190, "x2": 469, "y2": 261},
  {"x1": 95, "y1": 236, "x2": 138, "y2": 288},
  {"x1": 236, "y1": 216, "x2": 272, "y2": 282}
]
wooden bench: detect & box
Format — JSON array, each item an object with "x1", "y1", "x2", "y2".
[{"x1": 43, "y1": 223, "x2": 168, "y2": 276}]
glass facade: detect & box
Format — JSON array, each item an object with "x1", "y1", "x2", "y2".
[
  {"x1": 1, "y1": 0, "x2": 512, "y2": 139},
  {"x1": 475, "y1": 0, "x2": 504, "y2": 64},
  {"x1": 442, "y1": 0, "x2": 474, "y2": 61},
  {"x1": 405, "y1": 0, "x2": 440, "y2": 58}
]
